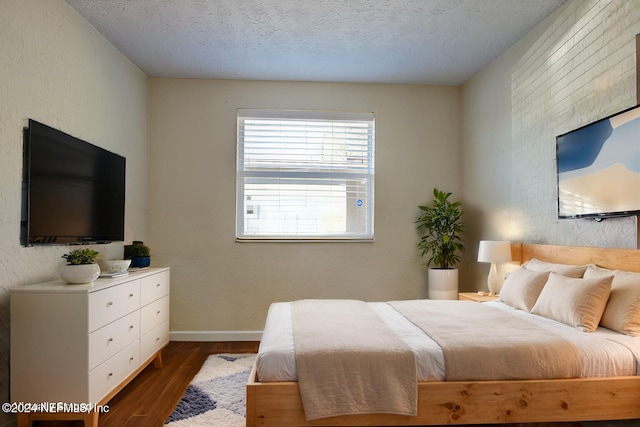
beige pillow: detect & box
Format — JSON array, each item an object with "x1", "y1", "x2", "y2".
[
  {"x1": 523, "y1": 258, "x2": 587, "y2": 278},
  {"x1": 599, "y1": 270, "x2": 640, "y2": 336},
  {"x1": 583, "y1": 264, "x2": 615, "y2": 279},
  {"x1": 498, "y1": 267, "x2": 550, "y2": 312},
  {"x1": 530, "y1": 272, "x2": 613, "y2": 332}
]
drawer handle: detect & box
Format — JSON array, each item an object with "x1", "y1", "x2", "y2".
[
  {"x1": 129, "y1": 325, "x2": 134, "y2": 330},
  {"x1": 155, "y1": 337, "x2": 160, "y2": 342},
  {"x1": 129, "y1": 293, "x2": 134, "y2": 298},
  {"x1": 130, "y1": 357, "x2": 134, "y2": 362},
  {"x1": 107, "y1": 301, "x2": 114, "y2": 306},
  {"x1": 108, "y1": 338, "x2": 114, "y2": 343},
  {"x1": 156, "y1": 283, "x2": 161, "y2": 288},
  {"x1": 156, "y1": 310, "x2": 161, "y2": 315},
  {"x1": 108, "y1": 372, "x2": 113, "y2": 377}
]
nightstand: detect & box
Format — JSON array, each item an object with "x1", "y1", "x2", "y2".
[{"x1": 458, "y1": 292, "x2": 498, "y2": 302}]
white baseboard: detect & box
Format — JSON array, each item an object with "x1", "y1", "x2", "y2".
[{"x1": 170, "y1": 330, "x2": 263, "y2": 342}]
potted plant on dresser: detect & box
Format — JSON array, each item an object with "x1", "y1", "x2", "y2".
[
  {"x1": 416, "y1": 188, "x2": 465, "y2": 299},
  {"x1": 60, "y1": 248, "x2": 101, "y2": 284},
  {"x1": 124, "y1": 241, "x2": 151, "y2": 268}
]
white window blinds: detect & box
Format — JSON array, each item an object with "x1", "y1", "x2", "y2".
[{"x1": 236, "y1": 109, "x2": 375, "y2": 241}]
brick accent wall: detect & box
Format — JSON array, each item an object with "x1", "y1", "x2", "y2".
[{"x1": 511, "y1": 0, "x2": 640, "y2": 247}]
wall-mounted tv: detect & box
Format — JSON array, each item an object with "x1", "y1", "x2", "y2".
[
  {"x1": 24, "y1": 119, "x2": 125, "y2": 245},
  {"x1": 556, "y1": 105, "x2": 640, "y2": 220}
]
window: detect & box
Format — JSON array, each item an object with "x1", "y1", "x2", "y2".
[{"x1": 236, "y1": 109, "x2": 375, "y2": 241}]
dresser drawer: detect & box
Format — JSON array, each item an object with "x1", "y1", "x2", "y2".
[
  {"x1": 140, "y1": 271, "x2": 170, "y2": 306},
  {"x1": 88, "y1": 280, "x2": 141, "y2": 332},
  {"x1": 140, "y1": 320, "x2": 169, "y2": 363},
  {"x1": 140, "y1": 295, "x2": 170, "y2": 336},
  {"x1": 88, "y1": 340, "x2": 139, "y2": 403},
  {"x1": 88, "y1": 311, "x2": 140, "y2": 371}
]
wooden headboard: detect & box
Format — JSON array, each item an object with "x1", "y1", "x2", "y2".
[{"x1": 511, "y1": 243, "x2": 640, "y2": 273}]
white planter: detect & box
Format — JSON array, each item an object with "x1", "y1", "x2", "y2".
[
  {"x1": 428, "y1": 268, "x2": 458, "y2": 300},
  {"x1": 60, "y1": 264, "x2": 100, "y2": 284}
]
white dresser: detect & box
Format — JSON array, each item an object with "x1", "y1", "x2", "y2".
[{"x1": 10, "y1": 268, "x2": 170, "y2": 426}]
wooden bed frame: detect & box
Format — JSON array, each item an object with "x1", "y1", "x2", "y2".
[{"x1": 246, "y1": 243, "x2": 640, "y2": 426}]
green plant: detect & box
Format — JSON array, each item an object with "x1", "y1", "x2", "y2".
[
  {"x1": 416, "y1": 188, "x2": 465, "y2": 269},
  {"x1": 62, "y1": 248, "x2": 100, "y2": 265},
  {"x1": 124, "y1": 243, "x2": 150, "y2": 259}
]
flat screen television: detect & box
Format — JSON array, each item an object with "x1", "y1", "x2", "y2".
[
  {"x1": 24, "y1": 119, "x2": 125, "y2": 245},
  {"x1": 556, "y1": 105, "x2": 640, "y2": 220}
]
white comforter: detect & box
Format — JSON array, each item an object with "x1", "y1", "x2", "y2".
[{"x1": 256, "y1": 300, "x2": 640, "y2": 382}]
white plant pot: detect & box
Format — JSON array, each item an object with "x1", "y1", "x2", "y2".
[
  {"x1": 428, "y1": 268, "x2": 458, "y2": 300},
  {"x1": 60, "y1": 264, "x2": 100, "y2": 284}
]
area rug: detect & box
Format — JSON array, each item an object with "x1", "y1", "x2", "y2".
[{"x1": 165, "y1": 353, "x2": 256, "y2": 427}]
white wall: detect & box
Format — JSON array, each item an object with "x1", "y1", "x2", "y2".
[
  {"x1": 462, "y1": 0, "x2": 640, "y2": 291},
  {"x1": 148, "y1": 79, "x2": 461, "y2": 333},
  {"x1": 0, "y1": 0, "x2": 149, "y2": 421}
]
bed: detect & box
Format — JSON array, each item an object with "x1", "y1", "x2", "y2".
[{"x1": 246, "y1": 243, "x2": 640, "y2": 426}]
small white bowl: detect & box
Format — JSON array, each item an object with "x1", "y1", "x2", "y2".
[{"x1": 97, "y1": 259, "x2": 132, "y2": 274}]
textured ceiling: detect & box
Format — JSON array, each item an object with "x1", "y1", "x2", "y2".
[{"x1": 66, "y1": 0, "x2": 566, "y2": 85}]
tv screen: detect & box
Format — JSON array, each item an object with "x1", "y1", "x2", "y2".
[
  {"x1": 25, "y1": 119, "x2": 125, "y2": 244},
  {"x1": 556, "y1": 105, "x2": 640, "y2": 219}
]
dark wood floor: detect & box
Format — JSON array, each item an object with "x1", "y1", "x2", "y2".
[{"x1": 34, "y1": 341, "x2": 259, "y2": 427}]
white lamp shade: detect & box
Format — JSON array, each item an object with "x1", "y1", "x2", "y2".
[{"x1": 477, "y1": 240, "x2": 512, "y2": 263}]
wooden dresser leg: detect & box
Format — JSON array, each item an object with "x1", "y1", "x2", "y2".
[
  {"x1": 83, "y1": 410, "x2": 99, "y2": 427},
  {"x1": 16, "y1": 413, "x2": 31, "y2": 427},
  {"x1": 153, "y1": 350, "x2": 163, "y2": 368}
]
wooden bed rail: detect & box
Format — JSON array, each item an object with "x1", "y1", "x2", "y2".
[{"x1": 247, "y1": 368, "x2": 640, "y2": 426}]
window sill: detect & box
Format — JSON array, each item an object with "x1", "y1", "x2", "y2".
[{"x1": 235, "y1": 237, "x2": 375, "y2": 243}]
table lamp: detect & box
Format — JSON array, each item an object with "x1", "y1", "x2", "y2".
[{"x1": 477, "y1": 240, "x2": 512, "y2": 296}]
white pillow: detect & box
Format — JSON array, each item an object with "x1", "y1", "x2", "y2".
[
  {"x1": 530, "y1": 272, "x2": 613, "y2": 332},
  {"x1": 584, "y1": 265, "x2": 640, "y2": 335},
  {"x1": 498, "y1": 267, "x2": 550, "y2": 312},
  {"x1": 523, "y1": 258, "x2": 587, "y2": 278},
  {"x1": 599, "y1": 270, "x2": 640, "y2": 336}
]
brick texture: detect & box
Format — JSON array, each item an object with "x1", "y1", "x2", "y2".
[{"x1": 511, "y1": 0, "x2": 640, "y2": 247}]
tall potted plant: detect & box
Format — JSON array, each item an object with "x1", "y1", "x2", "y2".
[{"x1": 416, "y1": 188, "x2": 465, "y2": 299}]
